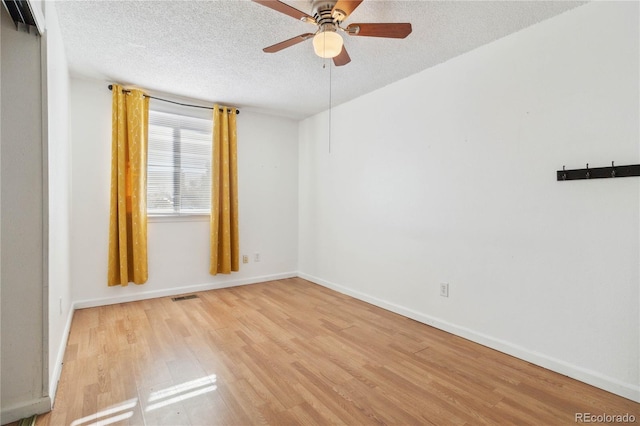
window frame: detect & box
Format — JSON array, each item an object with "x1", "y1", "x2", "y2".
[{"x1": 146, "y1": 99, "x2": 213, "y2": 221}]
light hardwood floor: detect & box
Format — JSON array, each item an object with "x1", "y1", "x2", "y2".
[{"x1": 35, "y1": 278, "x2": 638, "y2": 425}]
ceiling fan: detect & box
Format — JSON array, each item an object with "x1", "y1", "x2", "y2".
[{"x1": 252, "y1": 0, "x2": 412, "y2": 66}]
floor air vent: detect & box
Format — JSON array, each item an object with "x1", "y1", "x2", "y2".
[{"x1": 172, "y1": 294, "x2": 198, "y2": 302}]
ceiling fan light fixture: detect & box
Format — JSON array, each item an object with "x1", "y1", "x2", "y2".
[{"x1": 312, "y1": 31, "x2": 343, "y2": 58}]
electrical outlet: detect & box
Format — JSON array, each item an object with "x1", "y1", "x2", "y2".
[
  {"x1": 242, "y1": 255, "x2": 249, "y2": 264},
  {"x1": 254, "y1": 253, "x2": 261, "y2": 262},
  {"x1": 440, "y1": 283, "x2": 449, "y2": 298}
]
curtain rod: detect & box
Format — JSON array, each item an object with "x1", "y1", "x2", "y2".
[{"x1": 107, "y1": 84, "x2": 239, "y2": 114}]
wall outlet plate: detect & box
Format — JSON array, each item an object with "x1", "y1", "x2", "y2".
[
  {"x1": 242, "y1": 255, "x2": 249, "y2": 264},
  {"x1": 440, "y1": 283, "x2": 449, "y2": 297}
]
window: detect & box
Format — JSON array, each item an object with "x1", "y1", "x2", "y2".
[{"x1": 147, "y1": 109, "x2": 212, "y2": 216}]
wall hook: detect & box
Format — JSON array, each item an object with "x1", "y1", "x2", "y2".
[{"x1": 557, "y1": 162, "x2": 640, "y2": 181}]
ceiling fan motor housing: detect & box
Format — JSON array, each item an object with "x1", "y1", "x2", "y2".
[{"x1": 312, "y1": 0, "x2": 345, "y2": 28}]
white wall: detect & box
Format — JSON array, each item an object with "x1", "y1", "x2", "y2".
[
  {"x1": 43, "y1": 0, "x2": 72, "y2": 403},
  {"x1": 299, "y1": 1, "x2": 639, "y2": 402},
  {"x1": 70, "y1": 78, "x2": 299, "y2": 307},
  {"x1": 0, "y1": 8, "x2": 51, "y2": 422}
]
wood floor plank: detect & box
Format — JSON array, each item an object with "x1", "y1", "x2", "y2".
[
  {"x1": 289, "y1": 362, "x2": 369, "y2": 424},
  {"x1": 222, "y1": 378, "x2": 269, "y2": 423},
  {"x1": 37, "y1": 277, "x2": 639, "y2": 425}
]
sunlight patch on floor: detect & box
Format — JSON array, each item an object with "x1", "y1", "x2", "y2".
[
  {"x1": 68, "y1": 374, "x2": 220, "y2": 425},
  {"x1": 145, "y1": 374, "x2": 218, "y2": 412},
  {"x1": 70, "y1": 398, "x2": 138, "y2": 426}
]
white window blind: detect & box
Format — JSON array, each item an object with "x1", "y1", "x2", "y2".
[{"x1": 147, "y1": 110, "x2": 212, "y2": 216}]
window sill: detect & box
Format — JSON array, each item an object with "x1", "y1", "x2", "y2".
[{"x1": 148, "y1": 214, "x2": 209, "y2": 223}]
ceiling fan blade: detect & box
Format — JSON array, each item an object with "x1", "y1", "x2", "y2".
[
  {"x1": 333, "y1": 46, "x2": 351, "y2": 66},
  {"x1": 263, "y1": 33, "x2": 314, "y2": 53},
  {"x1": 252, "y1": 0, "x2": 313, "y2": 21},
  {"x1": 332, "y1": 0, "x2": 363, "y2": 21},
  {"x1": 346, "y1": 23, "x2": 412, "y2": 38}
]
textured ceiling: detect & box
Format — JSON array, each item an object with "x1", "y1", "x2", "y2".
[{"x1": 55, "y1": 0, "x2": 585, "y2": 120}]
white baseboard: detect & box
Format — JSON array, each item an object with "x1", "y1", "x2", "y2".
[
  {"x1": 298, "y1": 272, "x2": 640, "y2": 403},
  {"x1": 73, "y1": 272, "x2": 298, "y2": 309},
  {"x1": 49, "y1": 304, "x2": 75, "y2": 405},
  {"x1": 0, "y1": 396, "x2": 51, "y2": 425}
]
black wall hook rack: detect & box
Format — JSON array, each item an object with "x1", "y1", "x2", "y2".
[{"x1": 557, "y1": 162, "x2": 640, "y2": 181}]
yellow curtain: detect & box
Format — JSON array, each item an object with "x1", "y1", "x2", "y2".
[
  {"x1": 108, "y1": 85, "x2": 149, "y2": 286},
  {"x1": 210, "y1": 105, "x2": 239, "y2": 275}
]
